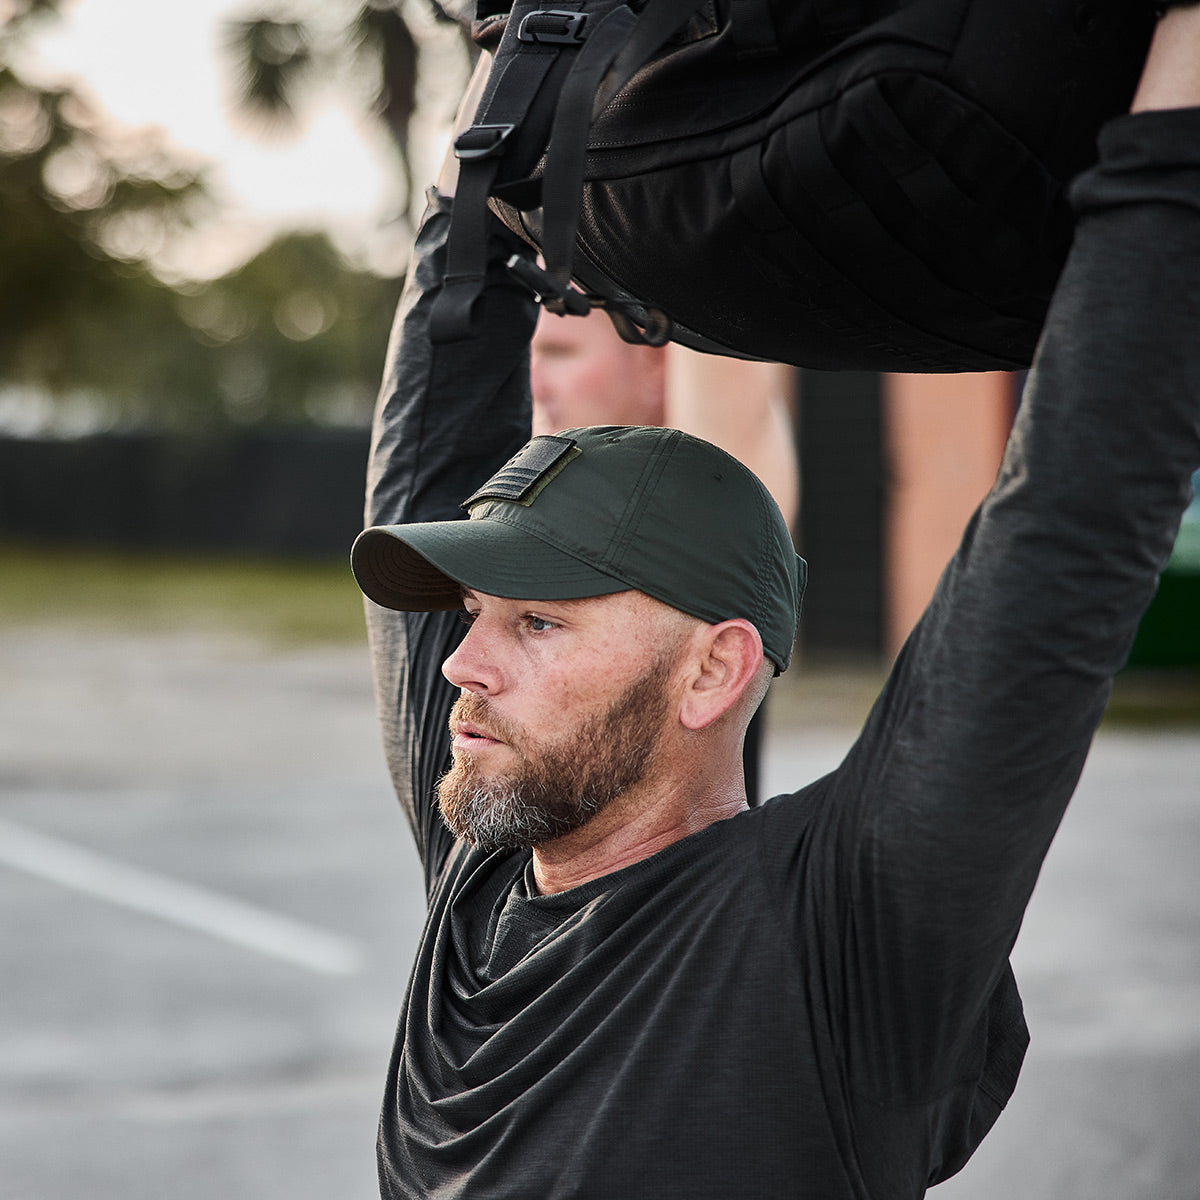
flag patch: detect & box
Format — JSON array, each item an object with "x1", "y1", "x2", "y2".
[{"x1": 462, "y1": 436, "x2": 581, "y2": 510}]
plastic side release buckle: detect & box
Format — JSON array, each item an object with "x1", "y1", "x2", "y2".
[
  {"x1": 507, "y1": 255, "x2": 592, "y2": 316},
  {"x1": 454, "y1": 123, "x2": 516, "y2": 161},
  {"x1": 517, "y1": 9, "x2": 589, "y2": 44}
]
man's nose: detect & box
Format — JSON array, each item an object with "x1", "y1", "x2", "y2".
[{"x1": 442, "y1": 620, "x2": 501, "y2": 694}]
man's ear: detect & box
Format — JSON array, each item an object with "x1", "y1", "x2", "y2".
[{"x1": 678, "y1": 619, "x2": 765, "y2": 732}]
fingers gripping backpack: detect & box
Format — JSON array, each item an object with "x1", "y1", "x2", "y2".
[{"x1": 430, "y1": 0, "x2": 1154, "y2": 372}]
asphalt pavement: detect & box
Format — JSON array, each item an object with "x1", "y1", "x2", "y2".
[{"x1": 0, "y1": 627, "x2": 1196, "y2": 1200}]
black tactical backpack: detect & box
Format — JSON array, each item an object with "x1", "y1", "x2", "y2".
[{"x1": 431, "y1": 0, "x2": 1154, "y2": 372}]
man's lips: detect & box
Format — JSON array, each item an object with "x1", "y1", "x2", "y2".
[{"x1": 451, "y1": 720, "x2": 506, "y2": 751}]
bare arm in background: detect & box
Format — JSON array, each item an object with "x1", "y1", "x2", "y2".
[
  {"x1": 1132, "y1": 3, "x2": 1200, "y2": 111},
  {"x1": 665, "y1": 346, "x2": 799, "y2": 532}
]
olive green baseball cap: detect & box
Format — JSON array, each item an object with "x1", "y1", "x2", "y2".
[{"x1": 351, "y1": 425, "x2": 805, "y2": 670}]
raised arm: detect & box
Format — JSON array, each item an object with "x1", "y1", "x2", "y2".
[
  {"x1": 780, "y1": 15, "x2": 1200, "y2": 1113},
  {"x1": 363, "y1": 54, "x2": 537, "y2": 882}
]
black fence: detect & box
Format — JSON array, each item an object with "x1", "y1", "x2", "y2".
[{"x1": 0, "y1": 429, "x2": 371, "y2": 560}]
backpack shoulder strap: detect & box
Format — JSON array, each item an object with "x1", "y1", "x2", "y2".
[
  {"x1": 433, "y1": 0, "x2": 716, "y2": 344},
  {"x1": 431, "y1": 2, "x2": 590, "y2": 342}
]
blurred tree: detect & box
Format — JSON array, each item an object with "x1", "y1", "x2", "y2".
[
  {"x1": 222, "y1": 0, "x2": 474, "y2": 223},
  {"x1": 178, "y1": 230, "x2": 400, "y2": 427},
  {"x1": 0, "y1": 0, "x2": 404, "y2": 431},
  {"x1": 0, "y1": 0, "x2": 210, "y2": 406}
]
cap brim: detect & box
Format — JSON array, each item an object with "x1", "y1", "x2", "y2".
[{"x1": 351, "y1": 518, "x2": 631, "y2": 612}]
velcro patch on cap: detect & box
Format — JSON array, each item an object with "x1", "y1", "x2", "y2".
[{"x1": 462, "y1": 435, "x2": 580, "y2": 510}]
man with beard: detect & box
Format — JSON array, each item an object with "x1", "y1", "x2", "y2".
[
  {"x1": 350, "y1": 9, "x2": 1200, "y2": 1198},
  {"x1": 437, "y1": 610, "x2": 680, "y2": 853}
]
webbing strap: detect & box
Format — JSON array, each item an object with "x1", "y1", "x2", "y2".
[
  {"x1": 429, "y1": 149, "x2": 508, "y2": 343},
  {"x1": 430, "y1": 13, "x2": 571, "y2": 343},
  {"x1": 540, "y1": 4, "x2": 639, "y2": 289},
  {"x1": 533, "y1": 0, "x2": 711, "y2": 313},
  {"x1": 592, "y1": 0, "x2": 711, "y2": 117},
  {"x1": 433, "y1": 0, "x2": 720, "y2": 343}
]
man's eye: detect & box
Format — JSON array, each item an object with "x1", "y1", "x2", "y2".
[
  {"x1": 457, "y1": 609, "x2": 478, "y2": 627},
  {"x1": 525, "y1": 615, "x2": 555, "y2": 633}
]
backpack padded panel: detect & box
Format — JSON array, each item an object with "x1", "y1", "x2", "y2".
[{"x1": 483, "y1": 0, "x2": 1153, "y2": 371}]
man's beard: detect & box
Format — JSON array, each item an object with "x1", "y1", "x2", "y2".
[{"x1": 437, "y1": 656, "x2": 673, "y2": 852}]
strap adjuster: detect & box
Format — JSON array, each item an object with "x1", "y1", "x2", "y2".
[
  {"x1": 454, "y1": 123, "x2": 516, "y2": 161},
  {"x1": 507, "y1": 255, "x2": 591, "y2": 316},
  {"x1": 517, "y1": 9, "x2": 589, "y2": 44}
]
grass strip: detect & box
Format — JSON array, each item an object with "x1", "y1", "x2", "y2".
[{"x1": 0, "y1": 541, "x2": 367, "y2": 645}]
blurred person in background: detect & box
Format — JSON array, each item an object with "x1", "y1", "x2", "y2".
[{"x1": 531, "y1": 305, "x2": 798, "y2": 804}]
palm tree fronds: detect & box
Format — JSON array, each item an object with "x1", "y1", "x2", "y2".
[{"x1": 222, "y1": 16, "x2": 315, "y2": 126}]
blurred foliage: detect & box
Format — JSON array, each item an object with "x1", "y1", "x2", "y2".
[
  {"x1": 223, "y1": 0, "x2": 474, "y2": 220},
  {"x1": 173, "y1": 232, "x2": 399, "y2": 427},
  {"x1": 0, "y1": 1, "x2": 402, "y2": 430},
  {"x1": 1, "y1": 2, "x2": 206, "y2": 397}
]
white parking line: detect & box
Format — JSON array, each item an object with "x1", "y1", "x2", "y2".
[{"x1": 0, "y1": 816, "x2": 364, "y2": 977}]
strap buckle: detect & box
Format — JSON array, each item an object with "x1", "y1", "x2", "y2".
[
  {"x1": 507, "y1": 255, "x2": 592, "y2": 316},
  {"x1": 453, "y1": 123, "x2": 516, "y2": 162},
  {"x1": 506, "y1": 255, "x2": 673, "y2": 347},
  {"x1": 517, "y1": 9, "x2": 589, "y2": 44}
]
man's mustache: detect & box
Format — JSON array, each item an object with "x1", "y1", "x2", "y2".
[{"x1": 449, "y1": 692, "x2": 523, "y2": 750}]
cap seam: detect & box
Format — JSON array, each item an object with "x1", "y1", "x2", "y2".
[{"x1": 606, "y1": 430, "x2": 679, "y2": 573}]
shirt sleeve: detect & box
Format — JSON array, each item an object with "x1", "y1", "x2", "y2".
[
  {"x1": 767, "y1": 108, "x2": 1200, "y2": 1108},
  {"x1": 363, "y1": 190, "x2": 538, "y2": 891}
]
